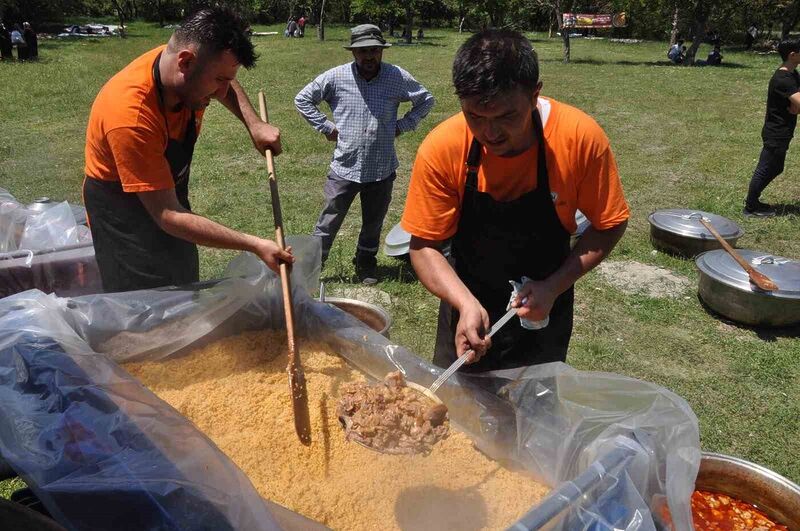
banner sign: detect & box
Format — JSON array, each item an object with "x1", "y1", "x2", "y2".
[{"x1": 563, "y1": 13, "x2": 627, "y2": 29}]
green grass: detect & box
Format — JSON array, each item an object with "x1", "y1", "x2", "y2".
[{"x1": 0, "y1": 24, "x2": 798, "y2": 489}]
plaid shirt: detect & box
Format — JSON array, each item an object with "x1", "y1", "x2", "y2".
[{"x1": 295, "y1": 62, "x2": 435, "y2": 183}]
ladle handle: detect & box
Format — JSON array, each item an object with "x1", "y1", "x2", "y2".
[{"x1": 699, "y1": 218, "x2": 778, "y2": 292}]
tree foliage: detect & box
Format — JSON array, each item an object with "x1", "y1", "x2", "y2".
[{"x1": 2, "y1": 0, "x2": 800, "y2": 51}]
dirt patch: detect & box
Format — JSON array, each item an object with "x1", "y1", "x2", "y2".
[{"x1": 595, "y1": 260, "x2": 690, "y2": 298}]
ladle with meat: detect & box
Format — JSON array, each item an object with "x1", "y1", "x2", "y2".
[{"x1": 337, "y1": 371, "x2": 449, "y2": 455}]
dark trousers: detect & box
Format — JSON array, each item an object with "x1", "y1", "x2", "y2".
[
  {"x1": 312, "y1": 171, "x2": 395, "y2": 262},
  {"x1": 746, "y1": 141, "x2": 789, "y2": 207}
]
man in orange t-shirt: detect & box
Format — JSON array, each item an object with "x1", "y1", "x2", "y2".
[
  {"x1": 83, "y1": 7, "x2": 292, "y2": 293},
  {"x1": 401, "y1": 30, "x2": 629, "y2": 372}
]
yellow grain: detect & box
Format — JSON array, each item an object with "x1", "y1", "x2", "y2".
[{"x1": 125, "y1": 330, "x2": 549, "y2": 530}]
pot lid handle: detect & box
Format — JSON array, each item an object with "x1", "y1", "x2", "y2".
[{"x1": 752, "y1": 255, "x2": 789, "y2": 266}]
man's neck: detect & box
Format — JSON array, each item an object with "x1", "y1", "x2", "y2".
[{"x1": 356, "y1": 64, "x2": 380, "y2": 81}]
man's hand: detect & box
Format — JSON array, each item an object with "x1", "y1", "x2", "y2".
[
  {"x1": 252, "y1": 239, "x2": 294, "y2": 273},
  {"x1": 325, "y1": 128, "x2": 339, "y2": 142},
  {"x1": 249, "y1": 121, "x2": 282, "y2": 156},
  {"x1": 455, "y1": 300, "x2": 491, "y2": 364},
  {"x1": 512, "y1": 279, "x2": 559, "y2": 322}
]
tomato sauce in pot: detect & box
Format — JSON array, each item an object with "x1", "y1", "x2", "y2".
[{"x1": 691, "y1": 490, "x2": 789, "y2": 530}]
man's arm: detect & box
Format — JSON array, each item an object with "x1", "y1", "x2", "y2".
[
  {"x1": 294, "y1": 75, "x2": 337, "y2": 136},
  {"x1": 137, "y1": 188, "x2": 293, "y2": 273},
  {"x1": 396, "y1": 70, "x2": 435, "y2": 134},
  {"x1": 788, "y1": 91, "x2": 800, "y2": 114},
  {"x1": 513, "y1": 221, "x2": 627, "y2": 320},
  {"x1": 409, "y1": 237, "x2": 491, "y2": 362},
  {"x1": 217, "y1": 79, "x2": 282, "y2": 155}
]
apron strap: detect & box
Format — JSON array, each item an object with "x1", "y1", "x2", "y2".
[
  {"x1": 465, "y1": 138, "x2": 482, "y2": 190},
  {"x1": 152, "y1": 52, "x2": 197, "y2": 147}
]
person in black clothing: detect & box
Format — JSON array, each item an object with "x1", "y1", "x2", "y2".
[
  {"x1": 744, "y1": 39, "x2": 800, "y2": 217},
  {"x1": 706, "y1": 45, "x2": 722, "y2": 66},
  {"x1": 22, "y1": 22, "x2": 36, "y2": 59},
  {"x1": 0, "y1": 24, "x2": 12, "y2": 61}
]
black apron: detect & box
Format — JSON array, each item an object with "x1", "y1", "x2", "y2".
[
  {"x1": 84, "y1": 53, "x2": 199, "y2": 293},
  {"x1": 432, "y1": 110, "x2": 574, "y2": 372}
]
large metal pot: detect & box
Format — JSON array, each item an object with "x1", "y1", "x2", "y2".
[
  {"x1": 570, "y1": 209, "x2": 592, "y2": 248},
  {"x1": 383, "y1": 223, "x2": 451, "y2": 258},
  {"x1": 0, "y1": 497, "x2": 66, "y2": 531},
  {"x1": 384, "y1": 209, "x2": 590, "y2": 258},
  {"x1": 696, "y1": 452, "x2": 800, "y2": 529},
  {"x1": 324, "y1": 297, "x2": 392, "y2": 338},
  {"x1": 26, "y1": 197, "x2": 88, "y2": 226},
  {"x1": 648, "y1": 209, "x2": 743, "y2": 258},
  {"x1": 696, "y1": 250, "x2": 800, "y2": 327}
]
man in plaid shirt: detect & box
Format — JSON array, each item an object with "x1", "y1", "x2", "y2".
[{"x1": 295, "y1": 24, "x2": 434, "y2": 283}]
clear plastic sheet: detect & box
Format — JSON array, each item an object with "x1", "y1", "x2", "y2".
[
  {"x1": 19, "y1": 202, "x2": 82, "y2": 251},
  {"x1": 0, "y1": 237, "x2": 699, "y2": 531},
  {"x1": 0, "y1": 188, "x2": 100, "y2": 298}
]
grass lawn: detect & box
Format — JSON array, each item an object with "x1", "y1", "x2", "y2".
[{"x1": 0, "y1": 22, "x2": 798, "y2": 496}]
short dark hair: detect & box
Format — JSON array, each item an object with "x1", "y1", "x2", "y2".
[
  {"x1": 778, "y1": 39, "x2": 800, "y2": 61},
  {"x1": 173, "y1": 7, "x2": 256, "y2": 68},
  {"x1": 452, "y1": 29, "x2": 539, "y2": 103}
]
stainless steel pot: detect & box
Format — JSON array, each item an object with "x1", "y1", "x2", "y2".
[
  {"x1": 26, "y1": 198, "x2": 88, "y2": 226},
  {"x1": 382, "y1": 223, "x2": 450, "y2": 258},
  {"x1": 324, "y1": 297, "x2": 392, "y2": 338},
  {"x1": 648, "y1": 209, "x2": 743, "y2": 258},
  {"x1": 384, "y1": 209, "x2": 590, "y2": 257},
  {"x1": 570, "y1": 209, "x2": 591, "y2": 248},
  {"x1": 696, "y1": 249, "x2": 800, "y2": 327},
  {"x1": 696, "y1": 452, "x2": 800, "y2": 529}
]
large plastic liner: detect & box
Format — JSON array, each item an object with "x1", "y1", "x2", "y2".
[
  {"x1": 0, "y1": 237, "x2": 700, "y2": 530},
  {"x1": 0, "y1": 188, "x2": 99, "y2": 297}
]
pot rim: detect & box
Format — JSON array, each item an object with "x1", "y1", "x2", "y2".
[{"x1": 648, "y1": 211, "x2": 744, "y2": 241}]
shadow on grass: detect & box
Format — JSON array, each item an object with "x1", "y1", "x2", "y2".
[
  {"x1": 376, "y1": 257, "x2": 418, "y2": 283},
  {"x1": 320, "y1": 256, "x2": 417, "y2": 284},
  {"x1": 774, "y1": 203, "x2": 800, "y2": 217},
  {"x1": 697, "y1": 296, "x2": 800, "y2": 340},
  {"x1": 541, "y1": 58, "x2": 749, "y2": 69}
]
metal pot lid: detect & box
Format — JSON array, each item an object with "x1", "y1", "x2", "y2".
[
  {"x1": 24, "y1": 199, "x2": 87, "y2": 226},
  {"x1": 574, "y1": 209, "x2": 591, "y2": 236},
  {"x1": 696, "y1": 249, "x2": 800, "y2": 299},
  {"x1": 385, "y1": 223, "x2": 410, "y2": 247},
  {"x1": 26, "y1": 197, "x2": 54, "y2": 212},
  {"x1": 648, "y1": 209, "x2": 743, "y2": 241}
]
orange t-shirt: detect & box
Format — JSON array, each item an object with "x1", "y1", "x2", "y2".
[
  {"x1": 84, "y1": 45, "x2": 204, "y2": 192},
  {"x1": 401, "y1": 97, "x2": 629, "y2": 240}
]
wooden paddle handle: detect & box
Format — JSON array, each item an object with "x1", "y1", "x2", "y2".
[
  {"x1": 699, "y1": 218, "x2": 778, "y2": 291},
  {"x1": 258, "y1": 92, "x2": 286, "y2": 250},
  {"x1": 258, "y1": 91, "x2": 312, "y2": 445},
  {"x1": 700, "y1": 219, "x2": 750, "y2": 271}
]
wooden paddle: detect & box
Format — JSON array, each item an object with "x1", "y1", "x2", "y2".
[
  {"x1": 258, "y1": 91, "x2": 312, "y2": 445},
  {"x1": 699, "y1": 217, "x2": 778, "y2": 292}
]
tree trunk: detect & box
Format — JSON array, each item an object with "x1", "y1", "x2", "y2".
[
  {"x1": 317, "y1": 0, "x2": 325, "y2": 41},
  {"x1": 404, "y1": 3, "x2": 412, "y2": 44},
  {"x1": 781, "y1": 0, "x2": 800, "y2": 39},
  {"x1": 562, "y1": 29, "x2": 570, "y2": 63},
  {"x1": 156, "y1": 0, "x2": 164, "y2": 27},
  {"x1": 459, "y1": 16, "x2": 465, "y2": 34},
  {"x1": 110, "y1": 0, "x2": 127, "y2": 38},
  {"x1": 669, "y1": 5, "x2": 679, "y2": 45},
  {"x1": 683, "y1": 1, "x2": 708, "y2": 66}
]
